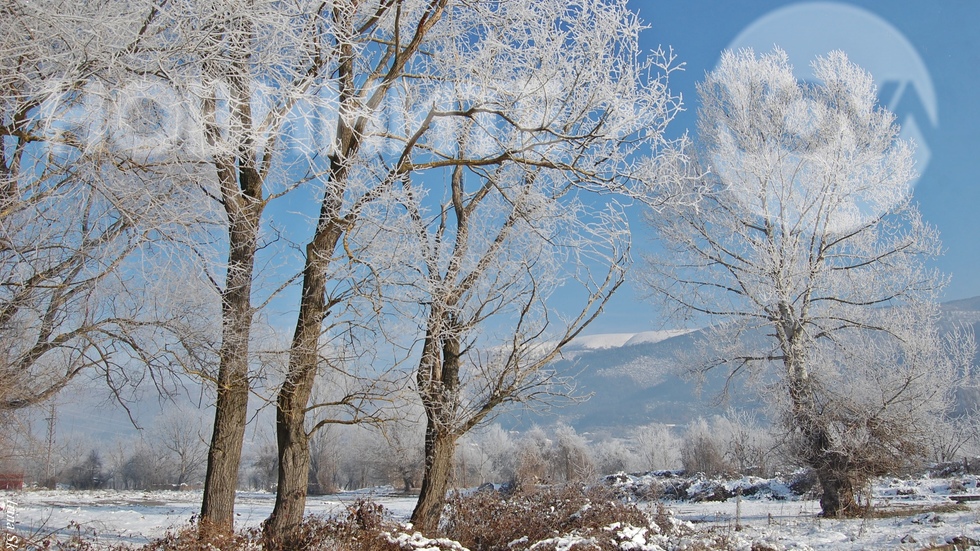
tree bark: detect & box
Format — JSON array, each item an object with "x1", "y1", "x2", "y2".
[
  {"x1": 411, "y1": 323, "x2": 462, "y2": 535},
  {"x1": 815, "y1": 454, "x2": 858, "y2": 517},
  {"x1": 263, "y1": 381, "x2": 312, "y2": 543},
  {"x1": 264, "y1": 199, "x2": 344, "y2": 541},
  {"x1": 263, "y1": 0, "x2": 449, "y2": 539},
  {"x1": 776, "y1": 303, "x2": 858, "y2": 517},
  {"x1": 200, "y1": 190, "x2": 262, "y2": 534},
  {"x1": 783, "y1": 335, "x2": 858, "y2": 518},
  {"x1": 794, "y1": 395, "x2": 859, "y2": 516},
  {"x1": 200, "y1": 374, "x2": 249, "y2": 534},
  {"x1": 411, "y1": 421, "x2": 458, "y2": 535},
  {"x1": 199, "y1": 43, "x2": 264, "y2": 529}
]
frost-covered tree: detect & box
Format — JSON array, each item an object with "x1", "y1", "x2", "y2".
[
  {"x1": 633, "y1": 423, "x2": 681, "y2": 471},
  {"x1": 554, "y1": 423, "x2": 596, "y2": 483},
  {"x1": 4, "y1": 0, "x2": 360, "y2": 533},
  {"x1": 472, "y1": 424, "x2": 518, "y2": 484},
  {"x1": 371, "y1": 414, "x2": 425, "y2": 493},
  {"x1": 0, "y1": 0, "x2": 212, "y2": 413},
  {"x1": 7, "y1": 0, "x2": 678, "y2": 538},
  {"x1": 360, "y1": 0, "x2": 681, "y2": 532},
  {"x1": 223, "y1": 0, "x2": 678, "y2": 537},
  {"x1": 643, "y1": 49, "x2": 963, "y2": 516},
  {"x1": 151, "y1": 407, "x2": 209, "y2": 488}
]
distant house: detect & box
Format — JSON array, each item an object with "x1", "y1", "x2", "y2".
[{"x1": 0, "y1": 472, "x2": 23, "y2": 490}]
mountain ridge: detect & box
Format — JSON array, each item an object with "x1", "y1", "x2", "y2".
[{"x1": 507, "y1": 295, "x2": 980, "y2": 434}]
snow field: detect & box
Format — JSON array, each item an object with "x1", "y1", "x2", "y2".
[{"x1": 5, "y1": 475, "x2": 980, "y2": 550}]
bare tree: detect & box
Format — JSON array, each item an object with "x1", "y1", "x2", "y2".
[
  {"x1": 373, "y1": 415, "x2": 425, "y2": 493},
  {"x1": 717, "y1": 410, "x2": 774, "y2": 476},
  {"x1": 643, "y1": 48, "x2": 964, "y2": 516},
  {"x1": 258, "y1": 0, "x2": 682, "y2": 539},
  {"x1": 1, "y1": 0, "x2": 213, "y2": 414},
  {"x1": 513, "y1": 427, "x2": 553, "y2": 489},
  {"x1": 554, "y1": 424, "x2": 596, "y2": 483},
  {"x1": 152, "y1": 407, "x2": 209, "y2": 488},
  {"x1": 119, "y1": 444, "x2": 167, "y2": 490},
  {"x1": 633, "y1": 423, "x2": 681, "y2": 471},
  {"x1": 330, "y1": 0, "x2": 680, "y2": 533},
  {"x1": 402, "y1": 158, "x2": 633, "y2": 533},
  {"x1": 471, "y1": 424, "x2": 518, "y2": 484},
  {"x1": 7, "y1": 0, "x2": 676, "y2": 539},
  {"x1": 260, "y1": 0, "x2": 453, "y2": 537},
  {"x1": 3, "y1": 0, "x2": 264, "y2": 531},
  {"x1": 6, "y1": 0, "x2": 357, "y2": 532},
  {"x1": 307, "y1": 427, "x2": 339, "y2": 495}
]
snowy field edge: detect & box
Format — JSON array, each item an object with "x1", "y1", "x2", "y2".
[{"x1": 4, "y1": 473, "x2": 980, "y2": 550}]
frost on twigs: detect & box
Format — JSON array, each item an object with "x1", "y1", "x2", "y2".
[{"x1": 642, "y1": 47, "x2": 965, "y2": 518}]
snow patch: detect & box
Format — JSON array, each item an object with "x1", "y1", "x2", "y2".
[{"x1": 568, "y1": 330, "x2": 694, "y2": 351}]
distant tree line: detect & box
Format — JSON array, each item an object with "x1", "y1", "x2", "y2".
[{"x1": 43, "y1": 407, "x2": 980, "y2": 493}]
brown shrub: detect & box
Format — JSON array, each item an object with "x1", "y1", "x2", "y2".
[
  {"x1": 441, "y1": 484, "x2": 656, "y2": 551},
  {"x1": 140, "y1": 522, "x2": 263, "y2": 551},
  {"x1": 141, "y1": 501, "x2": 403, "y2": 551},
  {"x1": 274, "y1": 501, "x2": 401, "y2": 551}
]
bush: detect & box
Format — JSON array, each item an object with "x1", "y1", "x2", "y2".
[
  {"x1": 64, "y1": 450, "x2": 107, "y2": 490},
  {"x1": 680, "y1": 420, "x2": 732, "y2": 477},
  {"x1": 441, "y1": 484, "x2": 661, "y2": 551},
  {"x1": 142, "y1": 502, "x2": 403, "y2": 551}
]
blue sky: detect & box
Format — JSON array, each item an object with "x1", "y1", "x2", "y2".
[
  {"x1": 47, "y1": 0, "x2": 980, "y2": 440},
  {"x1": 589, "y1": 0, "x2": 980, "y2": 334}
]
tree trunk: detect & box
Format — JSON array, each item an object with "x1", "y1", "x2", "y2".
[
  {"x1": 264, "y1": 389, "x2": 311, "y2": 543},
  {"x1": 265, "y1": 2, "x2": 449, "y2": 538},
  {"x1": 200, "y1": 377, "x2": 248, "y2": 533},
  {"x1": 788, "y1": 364, "x2": 859, "y2": 517},
  {"x1": 411, "y1": 422, "x2": 458, "y2": 535},
  {"x1": 200, "y1": 176, "x2": 262, "y2": 535},
  {"x1": 777, "y1": 307, "x2": 861, "y2": 517},
  {"x1": 412, "y1": 315, "x2": 464, "y2": 535},
  {"x1": 199, "y1": 27, "x2": 263, "y2": 533},
  {"x1": 815, "y1": 461, "x2": 857, "y2": 517},
  {"x1": 264, "y1": 210, "x2": 343, "y2": 541}
]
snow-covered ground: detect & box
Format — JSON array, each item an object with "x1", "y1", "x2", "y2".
[
  {"x1": 4, "y1": 475, "x2": 980, "y2": 550},
  {"x1": 660, "y1": 488, "x2": 979, "y2": 550},
  {"x1": 2, "y1": 487, "x2": 417, "y2": 547},
  {"x1": 611, "y1": 472, "x2": 980, "y2": 550},
  {"x1": 669, "y1": 499, "x2": 978, "y2": 550}
]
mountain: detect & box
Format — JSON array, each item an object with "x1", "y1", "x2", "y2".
[
  {"x1": 507, "y1": 296, "x2": 980, "y2": 435},
  {"x1": 507, "y1": 325, "x2": 757, "y2": 434}
]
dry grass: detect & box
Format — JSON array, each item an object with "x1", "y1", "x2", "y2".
[
  {"x1": 866, "y1": 502, "x2": 969, "y2": 519},
  {"x1": 137, "y1": 501, "x2": 405, "y2": 551},
  {"x1": 440, "y1": 484, "x2": 667, "y2": 551}
]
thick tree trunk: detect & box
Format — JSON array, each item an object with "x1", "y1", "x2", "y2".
[
  {"x1": 815, "y1": 461, "x2": 857, "y2": 517},
  {"x1": 200, "y1": 178, "x2": 262, "y2": 535},
  {"x1": 411, "y1": 326, "x2": 462, "y2": 535},
  {"x1": 411, "y1": 423, "x2": 458, "y2": 535},
  {"x1": 794, "y1": 412, "x2": 860, "y2": 517},
  {"x1": 199, "y1": 25, "x2": 263, "y2": 533},
  {"x1": 787, "y1": 358, "x2": 859, "y2": 517},
  {"x1": 776, "y1": 305, "x2": 860, "y2": 517},
  {"x1": 200, "y1": 376, "x2": 248, "y2": 534},
  {"x1": 264, "y1": 211, "x2": 342, "y2": 542},
  {"x1": 264, "y1": 3, "x2": 449, "y2": 539},
  {"x1": 264, "y1": 390, "x2": 311, "y2": 543}
]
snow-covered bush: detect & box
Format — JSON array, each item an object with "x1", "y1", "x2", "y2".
[{"x1": 441, "y1": 484, "x2": 665, "y2": 551}]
